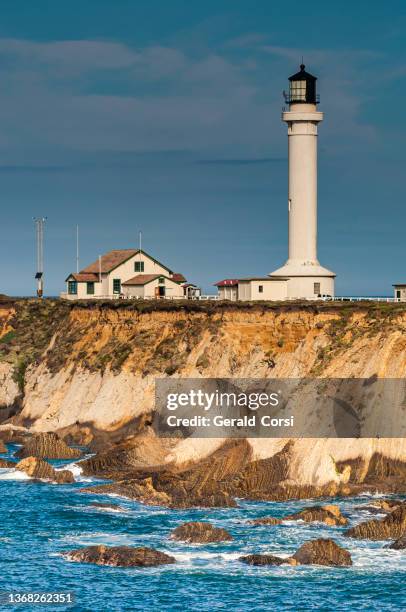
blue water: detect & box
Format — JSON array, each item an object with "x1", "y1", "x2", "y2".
[{"x1": 0, "y1": 444, "x2": 405, "y2": 611}]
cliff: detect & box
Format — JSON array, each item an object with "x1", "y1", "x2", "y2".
[{"x1": 0, "y1": 298, "x2": 405, "y2": 499}]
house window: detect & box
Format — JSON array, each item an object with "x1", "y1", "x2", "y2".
[
  {"x1": 113, "y1": 279, "x2": 121, "y2": 294},
  {"x1": 87, "y1": 282, "x2": 95, "y2": 295},
  {"x1": 158, "y1": 276, "x2": 165, "y2": 285},
  {"x1": 258, "y1": 285, "x2": 264, "y2": 293},
  {"x1": 396, "y1": 290, "x2": 401, "y2": 299},
  {"x1": 314, "y1": 282, "x2": 321, "y2": 295},
  {"x1": 134, "y1": 261, "x2": 144, "y2": 272},
  {"x1": 68, "y1": 281, "x2": 77, "y2": 295}
]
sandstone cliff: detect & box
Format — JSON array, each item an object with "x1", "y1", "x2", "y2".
[{"x1": 0, "y1": 298, "x2": 405, "y2": 498}]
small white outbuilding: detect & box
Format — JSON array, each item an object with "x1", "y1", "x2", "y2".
[
  {"x1": 215, "y1": 277, "x2": 289, "y2": 301},
  {"x1": 393, "y1": 284, "x2": 406, "y2": 302}
]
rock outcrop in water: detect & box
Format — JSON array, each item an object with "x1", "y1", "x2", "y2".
[
  {"x1": 240, "y1": 539, "x2": 352, "y2": 567},
  {"x1": 239, "y1": 554, "x2": 290, "y2": 566},
  {"x1": 284, "y1": 505, "x2": 348, "y2": 526},
  {"x1": 65, "y1": 545, "x2": 176, "y2": 567},
  {"x1": 387, "y1": 534, "x2": 406, "y2": 549},
  {"x1": 15, "y1": 456, "x2": 74, "y2": 484},
  {"x1": 15, "y1": 432, "x2": 81, "y2": 460},
  {"x1": 0, "y1": 439, "x2": 7, "y2": 453},
  {"x1": 249, "y1": 504, "x2": 348, "y2": 526},
  {"x1": 344, "y1": 503, "x2": 406, "y2": 540},
  {"x1": 354, "y1": 499, "x2": 404, "y2": 515},
  {"x1": 249, "y1": 517, "x2": 283, "y2": 526},
  {"x1": 170, "y1": 522, "x2": 233, "y2": 543},
  {"x1": 292, "y1": 538, "x2": 352, "y2": 567}
]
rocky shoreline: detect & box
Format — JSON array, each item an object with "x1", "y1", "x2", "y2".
[
  {"x1": 3, "y1": 428, "x2": 406, "y2": 507},
  {"x1": 0, "y1": 430, "x2": 405, "y2": 570}
]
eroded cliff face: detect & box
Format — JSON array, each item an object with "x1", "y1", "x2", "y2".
[{"x1": 1, "y1": 299, "x2": 406, "y2": 496}]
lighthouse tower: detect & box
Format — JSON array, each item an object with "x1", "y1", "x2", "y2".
[{"x1": 270, "y1": 64, "x2": 335, "y2": 298}]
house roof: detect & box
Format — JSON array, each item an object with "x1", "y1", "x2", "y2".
[
  {"x1": 172, "y1": 273, "x2": 187, "y2": 283},
  {"x1": 393, "y1": 284, "x2": 406, "y2": 287},
  {"x1": 65, "y1": 272, "x2": 100, "y2": 282},
  {"x1": 81, "y1": 249, "x2": 173, "y2": 275},
  {"x1": 215, "y1": 279, "x2": 239, "y2": 287},
  {"x1": 122, "y1": 274, "x2": 166, "y2": 286}
]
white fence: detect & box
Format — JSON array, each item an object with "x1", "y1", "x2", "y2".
[
  {"x1": 327, "y1": 296, "x2": 400, "y2": 303},
  {"x1": 60, "y1": 292, "x2": 400, "y2": 303},
  {"x1": 60, "y1": 292, "x2": 219, "y2": 301}
]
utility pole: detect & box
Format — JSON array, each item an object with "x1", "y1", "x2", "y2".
[{"x1": 34, "y1": 217, "x2": 47, "y2": 298}]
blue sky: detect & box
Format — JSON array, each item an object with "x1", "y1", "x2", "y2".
[{"x1": 0, "y1": 0, "x2": 405, "y2": 295}]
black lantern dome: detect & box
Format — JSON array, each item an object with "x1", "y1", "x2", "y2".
[{"x1": 284, "y1": 64, "x2": 319, "y2": 105}]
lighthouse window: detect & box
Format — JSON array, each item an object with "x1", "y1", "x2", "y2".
[
  {"x1": 314, "y1": 282, "x2": 321, "y2": 295},
  {"x1": 290, "y1": 80, "x2": 306, "y2": 101}
]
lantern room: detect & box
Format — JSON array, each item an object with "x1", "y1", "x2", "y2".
[{"x1": 284, "y1": 64, "x2": 319, "y2": 105}]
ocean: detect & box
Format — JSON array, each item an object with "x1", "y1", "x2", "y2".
[{"x1": 0, "y1": 444, "x2": 405, "y2": 611}]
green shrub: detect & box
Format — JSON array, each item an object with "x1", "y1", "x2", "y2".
[{"x1": 0, "y1": 330, "x2": 16, "y2": 344}]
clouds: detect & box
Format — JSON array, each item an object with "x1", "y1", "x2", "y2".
[
  {"x1": 0, "y1": 38, "x2": 271, "y2": 160},
  {"x1": 0, "y1": 36, "x2": 391, "y2": 167}
]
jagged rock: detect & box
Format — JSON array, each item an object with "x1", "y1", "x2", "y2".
[
  {"x1": 0, "y1": 458, "x2": 15, "y2": 468},
  {"x1": 80, "y1": 440, "x2": 249, "y2": 508},
  {"x1": 0, "y1": 427, "x2": 30, "y2": 445},
  {"x1": 292, "y1": 538, "x2": 352, "y2": 567},
  {"x1": 345, "y1": 503, "x2": 406, "y2": 540},
  {"x1": 387, "y1": 534, "x2": 406, "y2": 549},
  {"x1": 239, "y1": 554, "x2": 291, "y2": 566},
  {"x1": 59, "y1": 424, "x2": 94, "y2": 447},
  {"x1": 65, "y1": 545, "x2": 175, "y2": 567},
  {"x1": 354, "y1": 499, "x2": 404, "y2": 515},
  {"x1": 372, "y1": 499, "x2": 404, "y2": 512},
  {"x1": 170, "y1": 522, "x2": 233, "y2": 543},
  {"x1": 15, "y1": 432, "x2": 81, "y2": 460},
  {"x1": 0, "y1": 439, "x2": 7, "y2": 453},
  {"x1": 249, "y1": 517, "x2": 282, "y2": 526},
  {"x1": 249, "y1": 505, "x2": 347, "y2": 527},
  {"x1": 82, "y1": 478, "x2": 172, "y2": 507},
  {"x1": 285, "y1": 505, "x2": 348, "y2": 526},
  {"x1": 80, "y1": 439, "x2": 351, "y2": 509},
  {"x1": 15, "y1": 456, "x2": 74, "y2": 484}
]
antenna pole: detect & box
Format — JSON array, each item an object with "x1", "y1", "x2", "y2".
[
  {"x1": 34, "y1": 217, "x2": 46, "y2": 298},
  {"x1": 76, "y1": 225, "x2": 79, "y2": 273}
]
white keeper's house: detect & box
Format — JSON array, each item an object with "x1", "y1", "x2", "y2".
[{"x1": 63, "y1": 249, "x2": 199, "y2": 300}]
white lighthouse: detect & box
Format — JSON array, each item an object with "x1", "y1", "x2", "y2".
[{"x1": 270, "y1": 64, "x2": 335, "y2": 298}]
